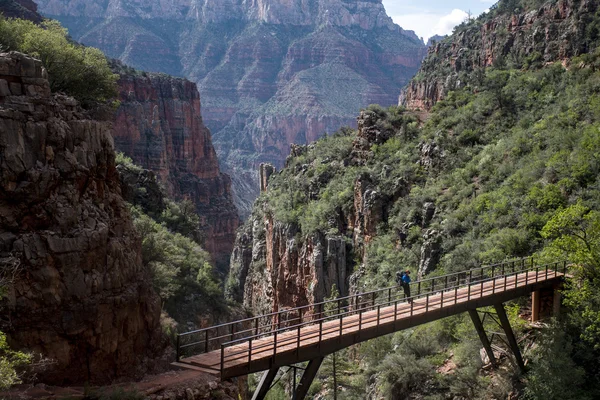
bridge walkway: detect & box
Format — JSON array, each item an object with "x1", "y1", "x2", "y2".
[{"x1": 176, "y1": 260, "x2": 567, "y2": 381}]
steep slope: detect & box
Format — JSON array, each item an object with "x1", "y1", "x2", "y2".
[
  {"x1": 0, "y1": 52, "x2": 162, "y2": 384},
  {"x1": 401, "y1": 0, "x2": 600, "y2": 110},
  {"x1": 0, "y1": 0, "x2": 42, "y2": 22},
  {"x1": 35, "y1": 0, "x2": 427, "y2": 216},
  {"x1": 227, "y1": 5, "x2": 600, "y2": 390},
  {"x1": 112, "y1": 65, "x2": 239, "y2": 270}
]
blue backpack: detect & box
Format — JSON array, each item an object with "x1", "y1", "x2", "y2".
[{"x1": 396, "y1": 271, "x2": 405, "y2": 285}]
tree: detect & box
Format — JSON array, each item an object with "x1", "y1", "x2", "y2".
[{"x1": 0, "y1": 17, "x2": 117, "y2": 107}]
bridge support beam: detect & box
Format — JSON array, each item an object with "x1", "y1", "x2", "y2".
[
  {"x1": 468, "y1": 310, "x2": 496, "y2": 367},
  {"x1": 294, "y1": 357, "x2": 324, "y2": 400},
  {"x1": 531, "y1": 290, "x2": 541, "y2": 322},
  {"x1": 494, "y1": 303, "x2": 526, "y2": 373},
  {"x1": 252, "y1": 366, "x2": 280, "y2": 400}
]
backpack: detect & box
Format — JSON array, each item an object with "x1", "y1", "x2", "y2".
[{"x1": 396, "y1": 271, "x2": 405, "y2": 285}]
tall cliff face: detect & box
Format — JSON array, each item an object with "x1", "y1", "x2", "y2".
[
  {"x1": 0, "y1": 52, "x2": 162, "y2": 384},
  {"x1": 35, "y1": 0, "x2": 427, "y2": 217},
  {"x1": 401, "y1": 0, "x2": 599, "y2": 110},
  {"x1": 226, "y1": 114, "x2": 398, "y2": 315},
  {"x1": 113, "y1": 70, "x2": 239, "y2": 270}
]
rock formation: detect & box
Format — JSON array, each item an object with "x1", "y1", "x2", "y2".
[
  {"x1": 113, "y1": 69, "x2": 239, "y2": 270},
  {"x1": 0, "y1": 52, "x2": 162, "y2": 384},
  {"x1": 35, "y1": 0, "x2": 427, "y2": 216},
  {"x1": 226, "y1": 109, "x2": 410, "y2": 315},
  {"x1": 401, "y1": 0, "x2": 599, "y2": 110},
  {"x1": 0, "y1": 0, "x2": 42, "y2": 22}
]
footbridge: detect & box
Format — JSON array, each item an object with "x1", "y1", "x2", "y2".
[{"x1": 175, "y1": 258, "x2": 568, "y2": 399}]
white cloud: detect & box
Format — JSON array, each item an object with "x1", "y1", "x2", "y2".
[
  {"x1": 391, "y1": 9, "x2": 469, "y2": 43},
  {"x1": 431, "y1": 9, "x2": 469, "y2": 36}
]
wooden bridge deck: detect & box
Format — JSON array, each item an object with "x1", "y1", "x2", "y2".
[{"x1": 179, "y1": 269, "x2": 565, "y2": 379}]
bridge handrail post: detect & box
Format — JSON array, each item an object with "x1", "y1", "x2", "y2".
[
  {"x1": 526, "y1": 268, "x2": 529, "y2": 285},
  {"x1": 339, "y1": 310, "x2": 343, "y2": 337},
  {"x1": 468, "y1": 275, "x2": 472, "y2": 300},
  {"x1": 249, "y1": 337, "x2": 253, "y2": 365},
  {"x1": 394, "y1": 299, "x2": 398, "y2": 322},
  {"x1": 563, "y1": 260, "x2": 567, "y2": 275},
  {"x1": 388, "y1": 288, "x2": 391, "y2": 303},
  {"x1": 377, "y1": 305, "x2": 381, "y2": 326},
  {"x1": 418, "y1": 281, "x2": 421, "y2": 296},
  {"x1": 410, "y1": 298, "x2": 414, "y2": 316},
  {"x1": 536, "y1": 266, "x2": 539, "y2": 282},
  {"x1": 480, "y1": 277, "x2": 484, "y2": 297},
  {"x1": 319, "y1": 318, "x2": 323, "y2": 347},
  {"x1": 220, "y1": 344, "x2": 225, "y2": 379},
  {"x1": 441, "y1": 289, "x2": 444, "y2": 308},
  {"x1": 176, "y1": 334, "x2": 180, "y2": 362},
  {"x1": 274, "y1": 330, "x2": 278, "y2": 357},
  {"x1": 454, "y1": 286, "x2": 458, "y2": 305},
  {"x1": 432, "y1": 278, "x2": 435, "y2": 293},
  {"x1": 255, "y1": 318, "x2": 259, "y2": 337},
  {"x1": 359, "y1": 308, "x2": 362, "y2": 330},
  {"x1": 426, "y1": 293, "x2": 429, "y2": 312},
  {"x1": 230, "y1": 324, "x2": 234, "y2": 343},
  {"x1": 545, "y1": 263, "x2": 549, "y2": 279},
  {"x1": 205, "y1": 329, "x2": 209, "y2": 353},
  {"x1": 297, "y1": 324, "x2": 301, "y2": 351}
]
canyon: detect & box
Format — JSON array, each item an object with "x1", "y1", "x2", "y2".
[
  {"x1": 35, "y1": 0, "x2": 428, "y2": 216},
  {"x1": 113, "y1": 66, "x2": 239, "y2": 270}
]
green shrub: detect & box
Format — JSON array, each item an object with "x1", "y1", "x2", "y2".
[{"x1": 0, "y1": 17, "x2": 117, "y2": 106}]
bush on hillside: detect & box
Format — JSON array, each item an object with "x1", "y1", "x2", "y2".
[{"x1": 0, "y1": 17, "x2": 117, "y2": 107}]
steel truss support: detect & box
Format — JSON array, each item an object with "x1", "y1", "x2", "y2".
[
  {"x1": 252, "y1": 366, "x2": 280, "y2": 400},
  {"x1": 468, "y1": 309, "x2": 497, "y2": 367},
  {"x1": 294, "y1": 357, "x2": 324, "y2": 400},
  {"x1": 494, "y1": 303, "x2": 526, "y2": 372}
]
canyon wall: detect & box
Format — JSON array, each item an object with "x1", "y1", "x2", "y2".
[
  {"x1": 0, "y1": 52, "x2": 163, "y2": 384},
  {"x1": 227, "y1": 111, "x2": 408, "y2": 315},
  {"x1": 113, "y1": 68, "x2": 239, "y2": 270},
  {"x1": 35, "y1": 0, "x2": 427, "y2": 217},
  {"x1": 401, "y1": 0, "x2": 598, "y2": 110},
  {"x1": 0, "y1": 0, "x2": 42, "y2": 22}
]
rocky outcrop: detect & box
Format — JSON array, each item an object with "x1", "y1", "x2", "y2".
[
  {"x1": 36, "y1": 0, "x2": 427, "y2": 216},
  {"x1": 0, "y1": 52, "x2": 163, "y2": 384},
  {"x1": 227, "y1": 109, "x2": 415, "y2": 314},
  {"x1": 113, "y1": 70, "x2": 239, "y2": 270},
  {"x1": 0, "y1": 0, "x2": 42, "y2": 22},
  {"x1": 401, "y1": 0, "x2": 599, "y2": 110}
]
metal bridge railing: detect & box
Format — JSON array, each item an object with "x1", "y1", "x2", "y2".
[{"x1": 176, "y1": 258, "x2": 568, "y2": 368}]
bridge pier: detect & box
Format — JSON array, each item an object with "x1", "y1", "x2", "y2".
[
  {"x1": 294, "y1": 357, "x2": 324, "y2": 400},
  {"x1": 252, "y1": 366, "x2": 280, "y2": 400},
  {"x1": 494, "y1": 303, "x2": 526, "y2": 373},
  {"x1": 468, "y1": 310, "x2": 497, "y2": 367},
  {"x1": 531, "y1": 290, "x2": 541, "y2": 322}
]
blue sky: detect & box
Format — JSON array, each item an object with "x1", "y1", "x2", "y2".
[{"x1": 382, "y1": 0, "x2": 497, "y2": 42}]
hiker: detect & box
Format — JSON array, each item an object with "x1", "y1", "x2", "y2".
[
  {"x1": 395, "y1": 270, "x2": 405, "y2": 286},
  {"x1": 402, "y1": 270, "x2": 412, "y2": 303}
]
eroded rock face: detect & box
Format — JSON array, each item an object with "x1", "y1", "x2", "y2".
[
  {"x1": 0, "y1": 52, "x2": 162, "y2": 385},
  {"x1": 0, "y1": 0, "x2": 42, "y2": 22},
  {"x1": 36, "y1": 0, "x2": 427, "y2": 217},
  {"x1": 113, "y1": 72, "x2": 239, "y2": 271},
  {"x1": 401, "y1": 0, "x2": 599, "y2": 110}
]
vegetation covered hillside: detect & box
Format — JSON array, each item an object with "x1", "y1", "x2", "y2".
[{"x1": 231, "y1": 0, "x2": 600, "y2": 397}]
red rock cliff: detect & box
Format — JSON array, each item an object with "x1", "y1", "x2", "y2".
[
  {"x1": 401, "y1": 0, "x2": 598, "y2": 110},
  {"x1": 35, "y1": 0, "x2": 427, "y2": 218},
  {"x1": 0, "y1": 52, "x2": 163, "y2": 384},
  {"x1": 113, "y1": 72, "x2": 239, "y2": 270}
]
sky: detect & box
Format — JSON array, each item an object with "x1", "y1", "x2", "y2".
[{"x1": 382, "y1": 0, "x2": 498, "y2": 42}]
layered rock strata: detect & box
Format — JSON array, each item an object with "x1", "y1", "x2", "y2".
[
  {"x1": 113, "y1": 71, "x2": 239, "y2": 270},
  {"x1": 0, "y1": 52, "x2": 162, "y2": 384},
  {"x1": 401, "y1": 0, "x2": 599, "y2": 110},
  {"x1": 227, "y1": 110, "x2": 415, "y2": 315},
  {"x1": 36, "y1": 0, "x2": 427, "y2": 216}
]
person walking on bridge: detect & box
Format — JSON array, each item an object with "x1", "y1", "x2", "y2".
[{"x1": 402, "y1": 270, "x2": 412, "y2": 303}]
